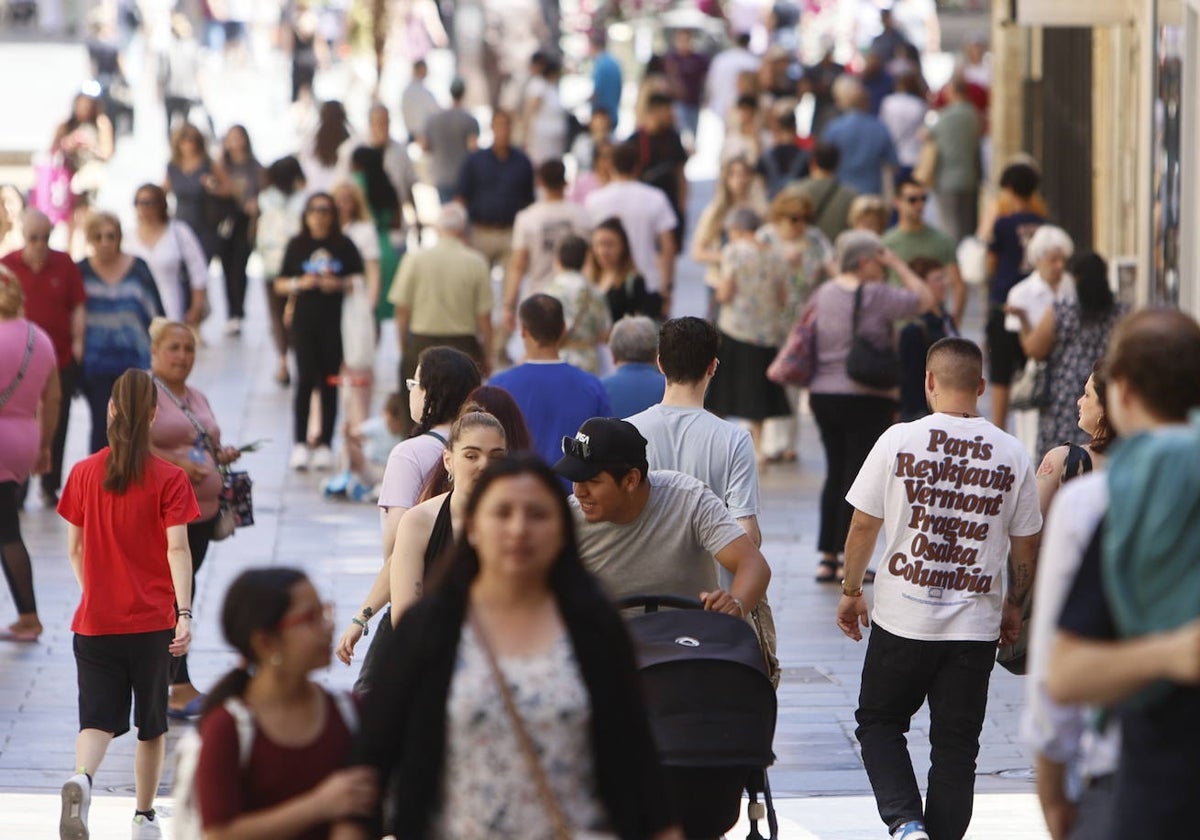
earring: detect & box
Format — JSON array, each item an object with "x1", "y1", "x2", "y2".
[{"x1": 447, "y1": 472, "x2": 454, "y2": 484}]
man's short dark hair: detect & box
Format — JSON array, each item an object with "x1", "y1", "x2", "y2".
[
  {"x1": 518, "y1": 294, "x2": 566, "y2": 345},
  {"x1": 812, "y1": 142, "x2": 840, "y2": 172},
  {"x1": 612, "y1": 142, "x2": 640, "y2": 176},
  {"x1": 927, "y1": 337, "x2": 984, "y2": 392},
  {"x1": 536, "y1": 159, "x2": 566, "y2": 191},
  {"x1": 999, "y1": 163, "x2": 1040, "y2": 199},
  {"x1": 1107, "y1": 309, "x2": 1200, "y2": 422},
  {"x1": 735, "y1": 32, "x2": 751, "y2": 48},
  {"x1": 775, "y1": 109, "x2": 797, "y2": 133},
  {"x1": 896, "y1": 175, "x2": 924, "y2": 195},
  {"x1": 556, "y1": 234, "x2": 588, "y2": 271},
  {"x1": 647, "y1": 92, "x2": 674, "y2": 109},
  {"x1": 736, "y1": 93, "x2": 758, "y2": 110},
  {"x1": 658, "y1": 317, "x2": 720, "y2": 383}
]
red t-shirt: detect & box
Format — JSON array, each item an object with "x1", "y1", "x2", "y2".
[
  {"x1": 0, "y1": 250, "x2": 85, "y2": 369},
  {"x1": 196, "y1": 691, "x2": 355, "y2": 839},
  {"x1": 58, "y1": 450, "x2": 200, "y2": 635}
]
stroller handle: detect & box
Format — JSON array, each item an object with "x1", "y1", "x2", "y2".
[{"x1": 616, "y1": 594, "x2": 704, "y2": 613}]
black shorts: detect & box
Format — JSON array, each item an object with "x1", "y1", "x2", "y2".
[
  {"x1": 74, "y1": 629, "x2": 174, "y2": 741},
  {"x1": 985, "y1": 306, "x2": 1026, "y2": 385}
]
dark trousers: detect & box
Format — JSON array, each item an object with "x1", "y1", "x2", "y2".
[
  {"x1": 81, "y1": 371, "x2": 120, "y2": 454},
  {"x1": 170, "y1": 515, "x2": 215, "y2": 687},
  {"x1": 218, "y1": 212, "x2": 253, "y2": 319},
  {"x1": 398, "y1": 332, "x2": 484, "y2": 437},
  {"x1": 809, "y1": 393, "x2": 896, "y2": 554},
  {"x1": 164, "y1": 95, "x2": 194, "y2": 140},
  {"x1": 293, "y1": 311, "x2": 343, "y2": 446},
  {"x1": 45, "y1": 362, "x2": 79, "y2": 492},
  {"x1": 855, "y1": 625, "x2": 997, "y2": 839},
  {"x1": 263, "y1": 279, "x2": 290, "y2": 358}
]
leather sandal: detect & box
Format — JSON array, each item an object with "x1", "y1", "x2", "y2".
[{"x1": 815, "y1": 558, "x2": 840, "y2": 583}]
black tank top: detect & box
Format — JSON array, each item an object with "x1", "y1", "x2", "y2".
[{"x1": 422, "y1": 493, "x2": 455, "y2": 578}]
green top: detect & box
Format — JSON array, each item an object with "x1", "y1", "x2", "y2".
[
  {"x1": 882, "y1": 224, "x2": 958, "y2": 267},
  {"x1": 930, "y1": 102, "x2": 982, "y2": 192}
]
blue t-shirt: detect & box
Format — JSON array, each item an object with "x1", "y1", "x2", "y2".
[
  {"x1": 591, "y1": 52, "x2": 623, "y2": 122},
  {"x1": 80, "y1": 257, "x2": 164, "y2": 377},
  {"x1": 489, "y1": 362, "x2": 612, "y2": 468},
  {"x1": 603, "y1": 363, "x2": 665, "y2": 419},
  {"x1": 821, "y1": 111, "x2": 899, "y2": 195},
  {"x1": 988, "y1": 211, "x2": 1045, "y2": 305}
]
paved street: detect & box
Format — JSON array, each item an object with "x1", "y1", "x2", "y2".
[{"x1": 0, "y1": 34, "x2": 1048, "y2": 840}]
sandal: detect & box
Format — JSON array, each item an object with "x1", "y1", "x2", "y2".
[{"x1": 815, "y1": 558, "x2": 840, "y2": 583}]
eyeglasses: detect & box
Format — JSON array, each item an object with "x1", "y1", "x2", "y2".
[
  {"x1": 562, "y1": 435, "x2": 592, "y2": 461},
  {"x1": 903, "y1": 194, "x2": 928, "y2": 205},
  {"x1": 405, "y1": 378, "x2": 420, "y2": 391},
  {"x1": 277, "y1": 601, "x2": 335, "y2": 630},
  {"x1": 307, "y1": 205, "x2": 335, "y2": 215}
]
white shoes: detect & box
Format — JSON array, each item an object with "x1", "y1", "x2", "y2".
[
  {"x1": 223, "y1": 317, "x2": 242, "y2": 336},
  {"x1": 289, "y1": 444, "x2": 310, "y2": 471},
  {"x1": 59, "y1": 773, "x2": 91, "y2": 840},
  {"x1": 131, "y1": 813, "x2": 162, "y2": 839},
  {"x1": 310, "y1": 445, "x2": 334, "y2": 471}
]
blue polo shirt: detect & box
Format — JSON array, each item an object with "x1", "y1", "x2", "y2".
[
  {"x1": 822, "y1": 111, "x2": 899, "y2": 195},
  {"x1": 456, "y1": 147, "x2": 536, "y2": 227},
  {"x1": 592, "y1": 51, "x2": 623, "y2": 120},
  {"x1": 489, "y1": 361, "x2": 612, "y2": 469},
  {"x1": 603, "y1": 363, "x2": 666, "y2": 419}
]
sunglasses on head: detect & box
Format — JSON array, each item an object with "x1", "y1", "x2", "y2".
[{"x1": 562, "y1": 435, "x2": 592, "y2": 461}]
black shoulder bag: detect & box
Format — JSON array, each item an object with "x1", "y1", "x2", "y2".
[{"x1": 846, "y1": 284, "x2": 901, "y2": 389}]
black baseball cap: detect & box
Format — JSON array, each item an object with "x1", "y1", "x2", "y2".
[{"x1": 553, "y1": 418, "x2": 648, "y2": 483}]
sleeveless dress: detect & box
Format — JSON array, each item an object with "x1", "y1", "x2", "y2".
[{"x1": 422, "y1": 493, "x2": 455, "y2": 578}]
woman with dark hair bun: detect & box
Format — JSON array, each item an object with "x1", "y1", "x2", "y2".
[
  {"x1": 342, "y1": 455, "x2": 680, "y2": 840},
  {"x1": 57, "y1": 369, "x2": 198, "y2": 839},
  {"x1": 193, "y1": 568, "x2": 377, "y2": 838}
]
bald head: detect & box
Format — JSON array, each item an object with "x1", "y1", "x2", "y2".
[
  {"x1": 23, "y1": 209, "x2": 51, "y2": 238},
  {"x1": 927, "y1": 337, "x2": 984, "y2": 393}
]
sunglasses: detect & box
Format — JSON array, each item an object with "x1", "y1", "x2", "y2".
[
  {"x1": 277, "y1": 601, "x2": 335, "y2": 630},
  {"x1": 562, "y1": 435, "x2": 592, "y2": 461},
  {"x1": 903, "y1": 194, "x2": 928, "y2": 205}
]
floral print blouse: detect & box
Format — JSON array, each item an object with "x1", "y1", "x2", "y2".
[
  {"x1": 548, "y1": 270, "x2": 613, "y2": 374},
  {"x1": 716, "y1": 238, "x2": 792, "y2": 347}
]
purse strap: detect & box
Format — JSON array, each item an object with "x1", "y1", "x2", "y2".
[
  {"x1": 151, "y1": 374, "x2": 221, "y2": 463},
  {"x1": 851, "y1": 283, "x2": 865, "y2": 337},
  {"x1": 468, "y1": 611, "x2": 573, "y2": 840},
  {"x1": 0, "y1": 324, "x2": 37, "y2": 411}
]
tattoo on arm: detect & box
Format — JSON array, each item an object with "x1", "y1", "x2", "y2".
[{"x1": 1007, "y1": 552, "x2": 1034, "y2": 605}]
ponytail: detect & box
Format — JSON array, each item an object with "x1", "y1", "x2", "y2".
[{"x1": 103, "y1": 369, "x2": 158, "y2": 494}]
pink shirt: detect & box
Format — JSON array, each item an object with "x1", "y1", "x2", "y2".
[
  {"x1": 150, "y1": 380, "x2": 224, "y2": 520},
  {"x1": 0, "y1": 319, "x2": 56, "y2": 482}
]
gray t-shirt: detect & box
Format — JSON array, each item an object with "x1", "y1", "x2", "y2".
[
  {"x1": 571, "y1": 470, "x2": 747, "y2": 604},
  {"x1": 625, "y1": 405, "x2": 759, "y2": 519},
  {"x1": 425, "y1": 107, "x2": 480, "y2": 188}
]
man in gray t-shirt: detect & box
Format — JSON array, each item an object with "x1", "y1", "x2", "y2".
[
  {"x1": 554, "y1": 418, "x2": 770, "y2": 615},
  {"x1": 422, "y1": 78, "x2": 480, "y2": 202}
]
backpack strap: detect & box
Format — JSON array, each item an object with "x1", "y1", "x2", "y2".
[
  {"x1": 1062, "y1": 442, "x2": 1094, "y2": 482},
  {"x1": 223, "y1": 697, "x2": 257, "y2": 767}
]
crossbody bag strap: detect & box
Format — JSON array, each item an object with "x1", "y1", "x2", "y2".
[
  {"x1": 468, "y1": 612, "x2": 573, "y2": 840},
  {"x1": 151, "y1": 374, "x2": 218, "y2": 459},
  {"x1": 0, "y1": 324, "x2": 36, "y2": 411},
  {"x1": 851, "y1": 283, "x2": 865, "y2": 337}
]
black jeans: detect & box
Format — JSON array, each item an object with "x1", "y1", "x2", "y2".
[
  {"x1": 855, "y1": 625, "x2": 997, "y2": 840},
  {"x1": 218, "y1": 211, "x2": 253, "y2": 319},
  {"x1": 81, "y1": 371, "x2": 120, "y2": 454},
  {"x1": 809, "y1": 393, "x2": 896, "y2": 554},
  {"x1": 292, "y1": 309, "x2": 343, "y2": 446}
]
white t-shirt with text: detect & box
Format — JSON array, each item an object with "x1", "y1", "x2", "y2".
[{"x1": 846, "y1": 414, "x2": 1042, "y2": 642}]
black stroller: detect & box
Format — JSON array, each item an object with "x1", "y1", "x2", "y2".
[{"x1": 620, "y1": 595, "x2": 779, "y2": 840}]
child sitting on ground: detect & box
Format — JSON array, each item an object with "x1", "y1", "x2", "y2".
[{"x1": 323, "y1": 392, "x2": 406, "y2": 501}]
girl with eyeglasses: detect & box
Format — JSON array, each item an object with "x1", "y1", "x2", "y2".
[
  {"x1": 274, "y1": 192, "x2": 364, "y2": 472},
  {"x1": 77, "y1": 212, "x2": 164, "y2": 453},
  {"x1": 192, "y1": 568, "x2": 377, "y2": 838}
]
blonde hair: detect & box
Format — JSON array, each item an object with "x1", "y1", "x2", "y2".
[
  {"x1": 149, "y1": 317, "x2": 192, "y2": 347},
  {"x1": 84, "y1": 211, "x2": 122, "y2": 245},
  {"x1": 847, "y1": 195, "x2": 888, "y2": 234},
  {"x1": 769, "y1": 189, "x2": 815, "y2": 224},
  {"x1": 332, "y1": 180, "x2": 371, "y2": 225},
  {"x1": 696, "y1": 156, "x2": 765, "y2": 247},
  {"x1": 0, "y1": 264, "x2": 23, "y2": 318}
]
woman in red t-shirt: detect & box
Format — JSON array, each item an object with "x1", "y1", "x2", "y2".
[
  {"x1": 195, "y1": 568, "x2": 376, "y2": 838},
  {"x1": 57, "y1": 368, "x2": 198, "y2": 839}
]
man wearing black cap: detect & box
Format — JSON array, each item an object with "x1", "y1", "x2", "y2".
[{"x1": 554, "y1": 418, "x2": 771, "y2": 616}]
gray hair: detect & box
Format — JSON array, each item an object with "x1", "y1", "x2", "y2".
[
  {"x1": 726, "y1": 207, "x2": 762, "y2": 234},
  {"x1": 1025, "y1": 224, "x2": 1074, "y2": 265},
  {"x1": 437, "y1": 202, "x2": 468, "y2": 234},
  {"x1": 609, "y1": 315, "x2": 659, "y2": 364},
  {"x1": 836, "y1": 229, "x2": 883, "y2": 273}
]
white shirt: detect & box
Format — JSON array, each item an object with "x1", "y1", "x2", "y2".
[
  {"x1": 126, "y1": 221, "x2": 208, "y2": 322},
  {"x1": 706, "y1": 47, "x2": 762, "y2": 124},
  {"x1": 524, "y1": 75, "x2": 567, "y2": 165},
  {"x1": 585, "y1": 180, "x2": 678, "y2": 292},
  {"x1": 1004, "y1": 271, "x2": 1077, "y2": 333},
  {"x1": 1021, "y1": 472, "x2": 1120, "y2": 778},
  {"x1": 846, "y1": 413, "x2": 1042, "y2": 642},
  {"x1": 879, "y1": 92, "x2": 929, "y2": 167},
  {"x1": 400, "y1": 80, "x2": 441, "y2": 141},
  {"x1": 511, "y1": 199, "x2": 593, "y2": 295}
]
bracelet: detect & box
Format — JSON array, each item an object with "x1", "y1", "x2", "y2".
[
  {"x1": 177, "y1": 609, "x2": 193, "y2": 618},
  {"x1": 841, "y1": 582, "x2": 864, "y2": 598},
  {"x1": 350, "y1": 616, "x2": 369, "y2": 635}
]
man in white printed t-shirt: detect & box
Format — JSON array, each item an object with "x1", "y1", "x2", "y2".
[{"x1": 837, "y1": 337, "x2": 1042, "y2": 840}]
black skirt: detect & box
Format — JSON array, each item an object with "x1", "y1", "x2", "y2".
[{"x1": 705, "y1": 332, "x2": 793, "y2": 421}]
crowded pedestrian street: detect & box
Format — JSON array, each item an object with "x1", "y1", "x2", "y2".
[{"x1": 1, "y1": 2, "x2": 1197, "y2": 839}]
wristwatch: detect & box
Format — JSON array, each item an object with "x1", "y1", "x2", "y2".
[{"x1": 841, "y1": 582, "x2": 864, "y2": 598}]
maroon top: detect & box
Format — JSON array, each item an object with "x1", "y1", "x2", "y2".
[
  {"x1": 1, "y1": 250, "x2": 85, "y2": 369},
  {"x1": 196, "y1": 690, "x2": 355, "y2": 839}
]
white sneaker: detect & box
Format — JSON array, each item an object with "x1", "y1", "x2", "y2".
[
  {"x1": 223, "y1": 317, "x2": 242, "y2": 336},
  {"x1": 310, "y1": 445, "x2": 335, "y2": 471},
  {"x1": 60, "y1": 773, "x2": 91, "y2": 840},
  {"x1": 289, "y1": 444, "x2": 310, "y2": 471},
  {"x1": 131, "y1": 813, "x2": 162, "y2": 839},
  {"x1": 891, "y1": 821, "x2": 930, "y2": 840}
]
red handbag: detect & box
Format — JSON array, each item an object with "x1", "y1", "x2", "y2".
[{"x1": 767, "y1": 303, "x2": 817, "y2": 387}]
